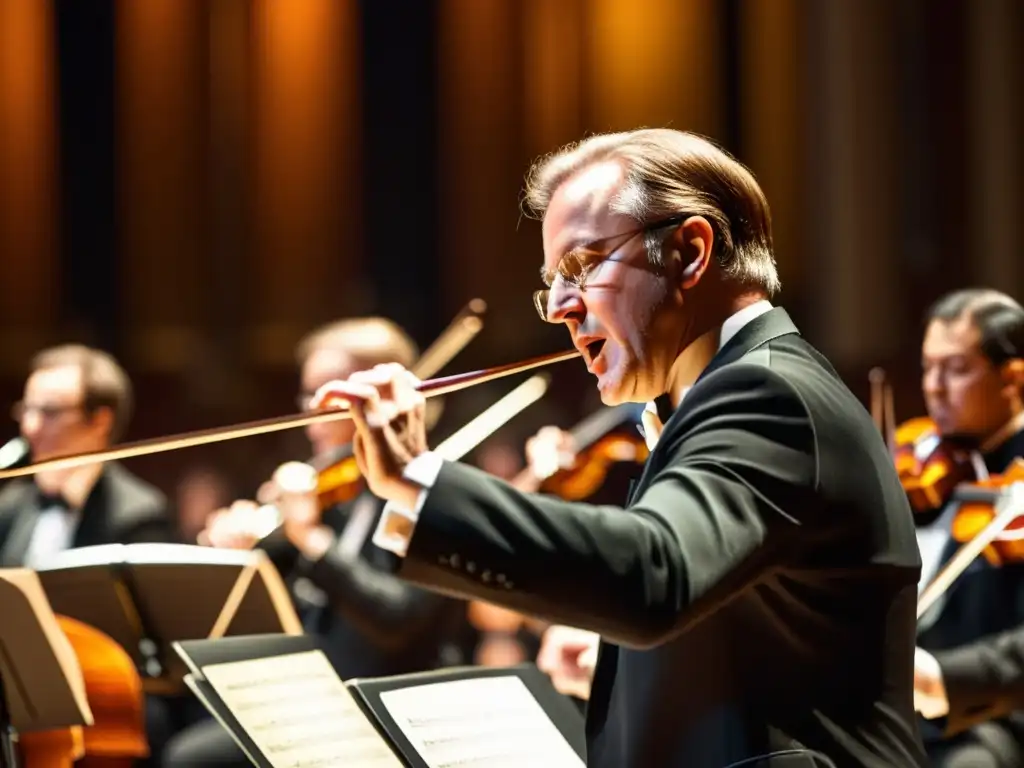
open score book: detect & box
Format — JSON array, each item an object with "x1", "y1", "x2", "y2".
[{"x1": 173, "y1": 633, "x2": 587, "y2": 768}]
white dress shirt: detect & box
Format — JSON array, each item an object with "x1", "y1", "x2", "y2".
[
  {"x1": 22, "y1": 503, "x2": 82, "y2": 569},
  {"x1": 373, "y1": 300, "x2": 775, "y2": 557}
]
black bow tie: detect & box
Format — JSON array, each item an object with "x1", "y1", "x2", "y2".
[
  {"x1": 654, "y1": 393, "x2": 676, "y2": 424},
  {"x1": 37, "y1": 491, "x2": 70, "y2": 510}
]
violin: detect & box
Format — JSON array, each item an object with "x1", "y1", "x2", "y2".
[
  {"x1": 869, "y1": 368, "x2": 979, "y2": 516},
  {"x1": 511, "y1": 403, "x2": 648, "y2": 500},
  {"x1": 891, "y1": 417, "x2": 978, "y2": 516},
  {"x1": 18, "y1": 615, "x2": 147, "y2": 767},
  {"x1": 917, "y1": 460, "x2": 1024, "y2": 618}
]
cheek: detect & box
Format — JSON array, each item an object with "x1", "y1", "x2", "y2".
[
  {"x1": 582, "y1": 273, "x2": 670, "y2": 353},
  {"x1": 949, "y1": 374, "x2": 1002, "y2": 413}
]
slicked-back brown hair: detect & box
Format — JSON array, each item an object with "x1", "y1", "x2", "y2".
[{"x1": 522, "y1": 128, "x2": 780, "y2": 295}]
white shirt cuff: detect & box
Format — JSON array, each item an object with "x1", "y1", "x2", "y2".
[{"x1": 371, "y1": 451, "x2": 444, "y2": 557}]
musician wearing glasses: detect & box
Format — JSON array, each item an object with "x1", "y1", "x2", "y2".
[
  {"x1": 313, "y1": 129, "x2": 928, "y2": 767},
  {"x1": 0, "y1": 344, "x2": 172, "y2": 568}
]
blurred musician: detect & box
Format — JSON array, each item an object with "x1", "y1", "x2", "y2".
[
  {"x1": 0, "y1": 344, "x2": 173, "y2": 565},
  {"x1": 162, "y1": 318, "x2": 469, "y2": 767},
  {"x1": 0, "y1": 344, "x2": 177, "y2": 765},
  {"x1": 909, "y1": 289, "x2": 1024, "y2": 767}
]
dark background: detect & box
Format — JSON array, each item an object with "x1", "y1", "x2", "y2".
[{"x1": 1, "y1": 0, "x2": 1021, "y2": 514}]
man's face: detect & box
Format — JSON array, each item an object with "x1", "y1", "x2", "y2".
[
  {"x1": 18, "y1": 366, "x2": 110, "y2": 461},
  {"x1": 540, "y1": 161, "x2": 682, "y2": 404},
  {"x1": 300, "y1": 348, "x2": 358, "y2": 456},
  {"x1": 921, "y1": 316, "x2": 1015, "y2": 441}
]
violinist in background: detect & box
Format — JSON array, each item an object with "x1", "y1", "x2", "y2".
[
  {"x1": 162, "y1": 317, "x2": 470, "y2": 768},
  {"x1": 909, "y1": 289, "x2": 1024, "y2": 768}
]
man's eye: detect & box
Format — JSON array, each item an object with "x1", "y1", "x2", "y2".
[{"x1": 559, "y1": 251, "x2": 591, "y2": 282}]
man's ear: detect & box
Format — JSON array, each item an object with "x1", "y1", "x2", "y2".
[
  {"x1": 88, "y1": 405, "x2": 115, "y2": 441},
  {"x1": 1001, "y1": 359, "x2": 1024, "y2": 393},
  {"x1": 667, "y1": 216, "x2": 715, "y2": 290}
]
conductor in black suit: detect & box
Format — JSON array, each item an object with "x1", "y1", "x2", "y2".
[{"x1": 312, "y1": 129, "x2": 929, "y2": 768}]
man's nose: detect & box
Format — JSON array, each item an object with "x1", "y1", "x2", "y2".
[
  {"x1": 922, "y1": 368, "x2": 944, "y2": 398},
  {"x1": 20, "y1": 412, "x2": 42, "y2": 438},
  {"x1": 546, "y1": 282, "x2": 586, "y2": 324}
]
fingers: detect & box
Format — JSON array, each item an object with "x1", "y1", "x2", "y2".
[
  {"x1": 273, "y1": 461, "x2": 319, "y2": 494},
  {"x1": 311, "y1": 365, "x2": 424, "y2": 430},
  {"x1": 310, "y1": 378, "x2": 378, "y2": 412},
  {"x1": 348, "y1": 365, "x2": 425, "y2": 428},
  {"x1": 526, "y1": 426, "x2": 575, "y2": 479}
]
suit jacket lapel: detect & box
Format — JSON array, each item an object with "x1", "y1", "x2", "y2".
[
  {"x1": 71, "y1": 469, "x2": 111, "y2": 548},
  {"x1": 627, "y1": 308, "x2": 800, "y2": 505},
  {"x1": 1, "y1": 505, "x2": 39, "y2": 566}
]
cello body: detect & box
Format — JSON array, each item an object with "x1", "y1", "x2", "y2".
[{"x1": 17, "y1": 615, "x2": 148, "y2": 767}]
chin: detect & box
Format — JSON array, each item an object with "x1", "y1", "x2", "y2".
[{"x1": 594, "y1": 370, "x2": 633, "y2": 406}]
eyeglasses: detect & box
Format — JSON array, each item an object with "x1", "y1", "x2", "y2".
[
  {"x1": 11, "y1": 401, "x2": 84, "y2": 423},
  {"x1": 533, "y1": 215, "x2": 686, "y2": 323}
]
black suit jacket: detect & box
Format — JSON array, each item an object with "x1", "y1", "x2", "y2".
[
  {"x1": 258, "y1": 493, "x2": 469, "y2": 681},
  {"x1": 0, "y1": 462, "x2": 174, "y2": 565},
  {"x1": 394, "y1": 308, "x2": 928, "y2": 768}
]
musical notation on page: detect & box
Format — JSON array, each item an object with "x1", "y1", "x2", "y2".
[
  {"x1": 379, "y1": 675, "x2": 585, "y2": 768},
  {"x1": 201, "y1": 650, "x2": 402, "y2": 768}
]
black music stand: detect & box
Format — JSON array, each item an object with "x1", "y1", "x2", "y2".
[{"x1": 0, "y1": 569, "x2": 94, "y2": 768}]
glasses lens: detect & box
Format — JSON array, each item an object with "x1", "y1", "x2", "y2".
[{"x1": 533, "y1": 290, "x2": 552, "y2": 322}]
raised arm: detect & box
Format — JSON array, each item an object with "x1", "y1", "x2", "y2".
[{"x1": 323, "y1": 362, "x2": 819, "y2": 648}]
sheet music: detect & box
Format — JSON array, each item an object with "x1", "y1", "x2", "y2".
[
  {"x1": 379, "y1": 675, "x2": 585, "y2": 768},
  {"x1": 201, "y1": 650, "x2": 402, "y2": 768}
]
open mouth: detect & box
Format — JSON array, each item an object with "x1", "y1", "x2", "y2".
[{"x1": 587, "y1": 340, "x2": 606, "y2": 361}]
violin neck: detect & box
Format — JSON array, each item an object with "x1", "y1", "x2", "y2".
[{"x1": 570, "y1": 403, "x2": 645, "y2": 450}]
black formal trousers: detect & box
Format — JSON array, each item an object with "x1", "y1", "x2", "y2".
[{"x1": 391, "y1": 308, "x2": 928, "y2": 768}]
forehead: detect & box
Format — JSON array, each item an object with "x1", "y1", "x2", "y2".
[
  {"x1": 25, "y1": 365, "x2": 83, "y2": 400},
  {"x1": 922, "y1": 316, "x2": 982, "y2": 357},
  {"x1": 301, "y1": 348, "x2": 357, "y2": 388},
  {"x1": 541, "y1": 160, "x2": 632, "y2": 267}
]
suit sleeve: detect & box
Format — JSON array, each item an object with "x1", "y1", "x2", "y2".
[
  {"x1": 120, "y1": 495, "x2": 178, "y2": 544},
  {"x1": 934, "y1": 627, "x2": 1024, "y2": 736},
  {"x1": 302, "y1": 543, "x2": 458, "y2": 650},
  {"x1": 396, "y1": 364, "x2": 819, "y2": 649}
]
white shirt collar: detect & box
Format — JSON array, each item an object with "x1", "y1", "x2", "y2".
[{"x1": 641, "y1": 300, "x2": 773, "y2": 449}]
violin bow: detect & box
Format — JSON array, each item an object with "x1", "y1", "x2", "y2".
[
  {"x1": 917, "y1": 481, "x2": 1024, "y2": 619},
  {"x1": 0, "y1": 350, "x2": 581, "y2": 480}
]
